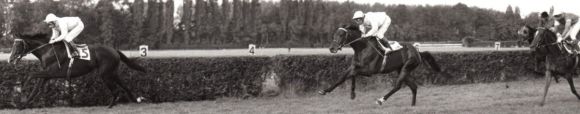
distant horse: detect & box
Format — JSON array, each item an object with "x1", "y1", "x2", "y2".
[
  {"x1": 8, "y1": 33, "x2": 147, "y2": 108},
  {"x1": 318, "y1": 25, "x2": 448, "y2": 106},
  {"x1": 518, "y1": 25, "x2": 580, "y2": 106}
]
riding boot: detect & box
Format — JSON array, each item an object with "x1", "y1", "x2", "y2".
[
  {"x1": 378, "y1": 38, "x2": 393, "y2": 54},
  {"x1": 574, "y1": 40, "x2": 580, "y2": 54},
  {"x1": 66, "y1": 41, "x2": 79, "y2": 58},
  {"x1": 376, "y1": 38, "x2": 391, "y2": 71}
]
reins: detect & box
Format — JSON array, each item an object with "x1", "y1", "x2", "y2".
[
  {"x1": 337, "y1": 28, "x2": 385, "y2": 56},
  {"x1": 16, "y1": 39, "x2": 51, "y2": 56}
]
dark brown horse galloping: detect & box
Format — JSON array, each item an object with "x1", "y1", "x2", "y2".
[
  {"x1": 318, "y1": 25, "x2": 447, "y2": 106},
  {"x1": 518, "y1": 25, "x2": 580, "y2": 106},
  {"x1": 8, "y1": 33, "x2": 147, "y2": 108}
]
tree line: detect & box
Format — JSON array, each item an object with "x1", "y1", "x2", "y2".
[{"x1": 1, "y1": 0, "x2": 539, "y2": 49}]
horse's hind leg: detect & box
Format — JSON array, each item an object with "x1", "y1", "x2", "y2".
[
  {"x1": 111, "y1": 74, "x2": 137, "y2": 102},
  {"x1": 350, "y1": 76, "x2": 356, "y2": 100},
  {"x1": 405, "y1": 79, "x2": 418, "y2": 106},
  {"x1": 101, "y1": 73, "x2": 121, "y2": 108},
  {"x1": 376, "y1": 71, "x2": 407, "y2": 105},
  {"x1": 565, "y1": 76, "x2": 580, "y2": 100}
]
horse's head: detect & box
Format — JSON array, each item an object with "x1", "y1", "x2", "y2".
[
  {"x1": 8, "y1": 33, "x2": 50, "y2": 64},
  {"x1": 517, "y1": 25, "x2": 537, "y2": 44},
  {"x1": 527, "y1": 27, "x2": 558, "y2": 49},
  {"x1": 330, "y1": 25, "x2": 362, "y2": 53}
]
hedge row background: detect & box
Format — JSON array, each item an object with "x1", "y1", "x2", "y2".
[{"x1": 0, "y1": 51, "x2": 549, "y2": 109}]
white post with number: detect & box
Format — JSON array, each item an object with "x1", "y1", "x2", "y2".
[
  {"x1": 413, "y1": 42, "x2": 421, "y2": 51},
  {"x1": 139, "y1": 45, "x2": 148, "y2": 57},
  {"x1": 495, "y1": 42, "x2": 501, "y2": 50},
  {"x1": 248, "y1": 44, "x2": 256, "y2": 55}
]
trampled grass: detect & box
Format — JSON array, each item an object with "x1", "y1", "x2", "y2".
[{"x1": 2, "y1": 78, "x2": 580, "y2": 114}]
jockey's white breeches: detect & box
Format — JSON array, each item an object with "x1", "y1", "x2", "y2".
[
  {"x1": 375, "y1": 19, "x2": 390, "y2": 39},
  {"x1": 568, "y1": 21, "x2": 580, "y2": 40},
  {"x1": 64, "y1": 22, "x2": 84, "y2": 42}
]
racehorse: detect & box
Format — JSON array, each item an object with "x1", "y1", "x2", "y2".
[
  {"x1": 318, "y1": 25, "x2": 448, "y2": 106},
  {"x1": 518, "y1": 25, "x2": 580, "y2": 106},
  {"x1": 519, "y1": 26, "x2": 547, "y2": 74},
  {"x1": 8, "y1": 33, "x2": 147, "y2": 108}
]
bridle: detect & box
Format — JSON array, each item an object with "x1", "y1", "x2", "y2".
[{"x1": 12, "y1": 39, "x2": 51, "y2": 57}]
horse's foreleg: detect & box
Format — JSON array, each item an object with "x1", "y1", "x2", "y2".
[
  {"x1": 540, "y1": 70, "x2": 552, "y2": 106},
  {"x1": 350, "y1": 76, "x2": 356, "y2": 100},
  {"x1": 377, "y1": 71, "x2": 407, "y2": 105},
  {"x1": 565, "y1": 77, "x2": 580, "y2": 100},
  {"x1": 22, "y1": 78, "x2": 48, "y2": 107},
  {"x1": 319, "y1": 70, "x2": 353, "y2": 95}
]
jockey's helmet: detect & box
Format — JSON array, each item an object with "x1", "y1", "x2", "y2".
[
  {"x1": 44, "y1": 13, "x2": 58, "y2": 23},
  {"x1": 540, "y1": 12, "x2": 549, "y2": 18},
  {"x1": 353, "y1": 11, "x2": 364, "y2": 19}
]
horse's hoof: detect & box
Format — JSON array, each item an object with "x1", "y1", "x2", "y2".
[
  {"x1": 11, "y1": 102, "x2": 24, "y2": 110},
  {"x1": 318, "y1": 90, "x2": 327, "y2": 95},
  {"x1": 376, "y1": 98, "x2": 385, "y2": 105},
  {"x1": 350, "y1": 95, "x2": 356, "y2": 100}
]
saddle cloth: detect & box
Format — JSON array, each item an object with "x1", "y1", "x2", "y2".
[
  {"x1": 385, "y1": 41, "x2": 403, "y2": 52},
  {"x1": 65, "y1": 44, "x2": 91, "y2": 60}
]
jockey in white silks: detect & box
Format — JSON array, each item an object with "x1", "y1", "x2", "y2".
[
  {"x1": 552, "y1": 12, "x2": 580, "y2": 43},
  {"x1": 44, "y1": 13, "x2": 85, "y2": 57},
  {"x1": 352, "y1": 11, "x2": 398, "y2": 55}
]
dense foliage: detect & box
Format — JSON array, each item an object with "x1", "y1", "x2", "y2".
[
  {"x1": 0, "y1": 0, "x2": 540, "y2": 49},
  {"x1": 0, "y1": 51, "x2": 550, "y2": 109}
]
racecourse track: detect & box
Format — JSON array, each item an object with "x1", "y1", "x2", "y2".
[{"x1": 1, "y1": 79, "x2": 579, "y2": 113}]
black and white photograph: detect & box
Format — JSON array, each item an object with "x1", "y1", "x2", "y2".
[{"x1": 1, "y1": 0, "x2": 580, "y2": 113}]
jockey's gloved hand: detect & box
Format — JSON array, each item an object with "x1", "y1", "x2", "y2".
[{"x1": 549, "y1": 27, "x2": 557, "y2": 32}]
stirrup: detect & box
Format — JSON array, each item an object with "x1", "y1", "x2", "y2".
[{"x1": 71, "y1": 51, "x2": 80, "y2": 58}]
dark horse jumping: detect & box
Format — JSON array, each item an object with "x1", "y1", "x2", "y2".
[
  {"x1": 518, "y1": 25, "x2": 580, "y2": 106},
  {"x1": 8, "y1": 33, "x2": 147, "y2": 108},
  {"x1": 318, "y1": 25, "x2": 447, "y2": 106}
]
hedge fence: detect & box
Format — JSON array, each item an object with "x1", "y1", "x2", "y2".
[{"x1": 0, "y1": 51, "x2": 549, "y2": 109}]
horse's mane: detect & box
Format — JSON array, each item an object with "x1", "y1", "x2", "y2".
[
  {"x1": 32, "y1": 33, "x2": 50, "y2": 39},
  {"x1": 344, "y1": 24, "x2": 360, "y2": 31},
  {"x1": 525, "y1": 25, "x2": 535, "y2": 31},
  {"x1": 17, "y1": 32, "x2": 50, "y2": 40}
]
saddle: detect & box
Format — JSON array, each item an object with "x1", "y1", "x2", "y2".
[
  {"x1": 562, "y1": 40, "x2": 580, "y2": 54},
  {"x1": 377, "y1": 39, "x2": 403, "y2": 54},
  {"x1": 535, "y1": 41, "x2": 580, "y2": 55}
]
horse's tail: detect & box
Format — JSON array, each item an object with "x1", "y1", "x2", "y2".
[
  {"x1": 419, "y1": 51, "x2": 442, "y2": 72},
  {"x1": 117, "y1": 50, "x2": 147, "y2": 73}
]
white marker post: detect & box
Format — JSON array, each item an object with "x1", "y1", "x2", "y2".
[
  {"x1": 139, "y1": 45, "x2": 148, "y2": 57},
  {"x1": 494, "y1": 42, "x2": 501, "y2": 50},
  {"x1": 413, "y1": 42, "x2": 421, "y2": 51},
  {"x1": 248, "y1": 44, "x2": 256, "y2": 55}
]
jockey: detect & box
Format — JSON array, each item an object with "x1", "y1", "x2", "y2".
[
  {"x1": 539, "y1": 12, "x2": 552, "y2": 29},
  {"x1": 43, "y1": 13, "x2": 85, "y2": 57},
  {"x1": 352, "y1": 11, "x2": 392, "y2": 54},
  {"x1": 552, "y1": 12, "x2": 580, "y2": 43}
]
